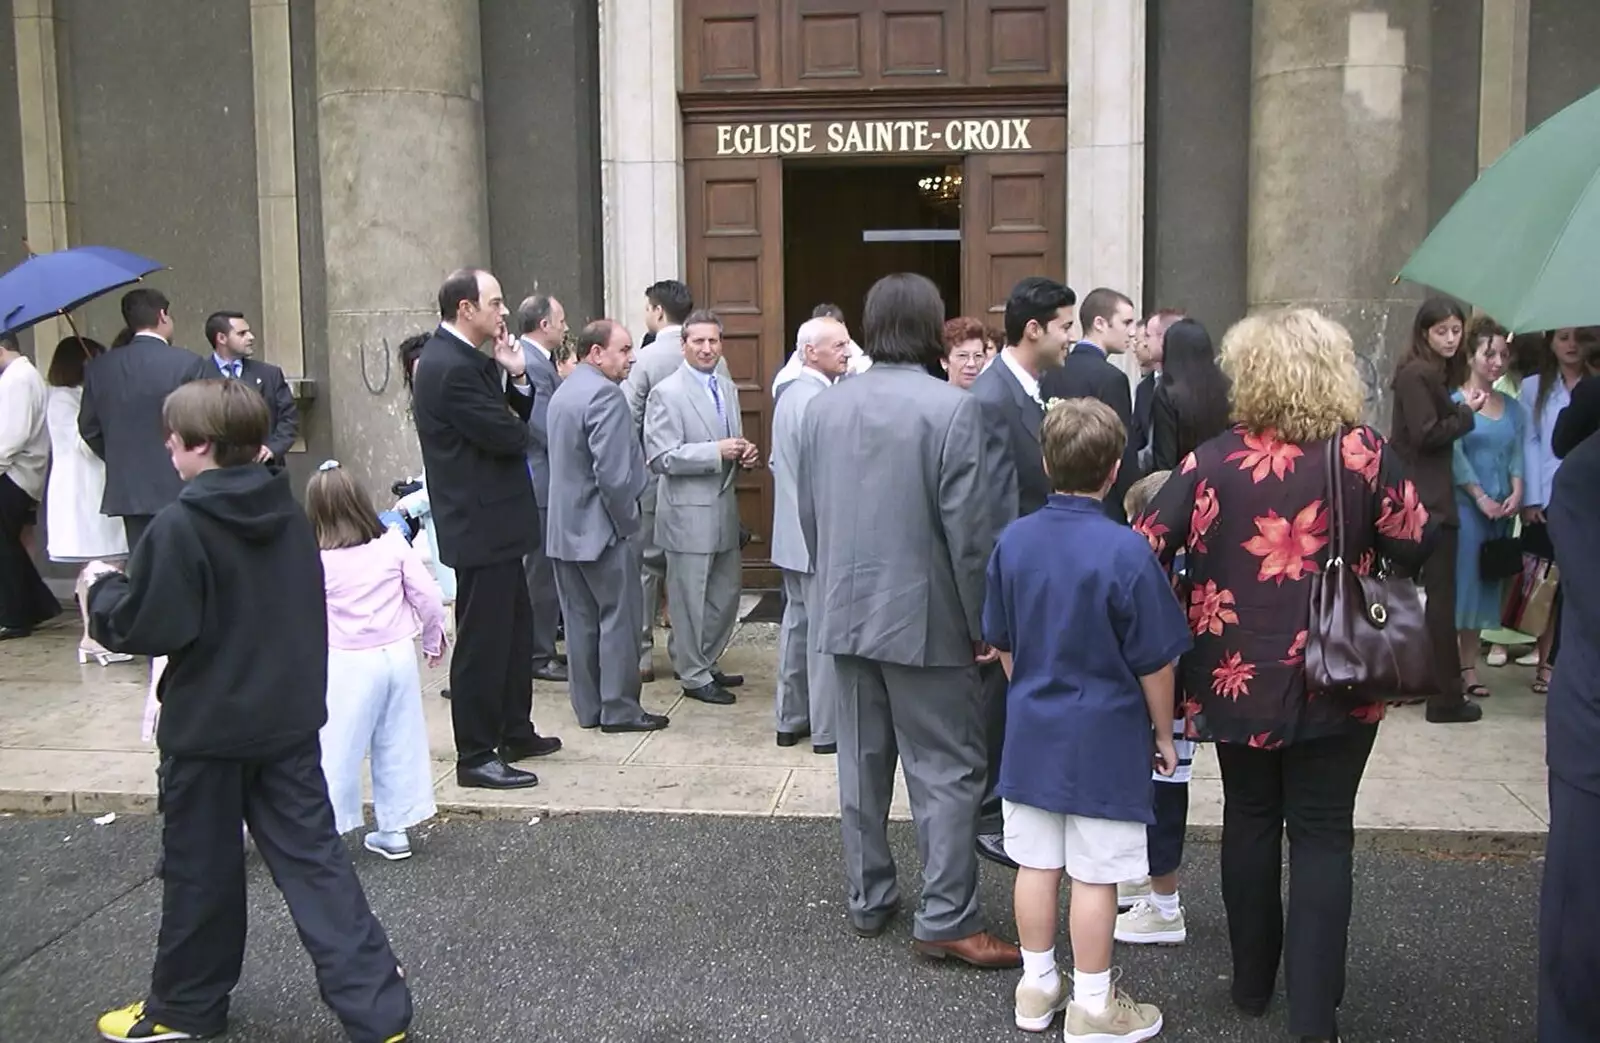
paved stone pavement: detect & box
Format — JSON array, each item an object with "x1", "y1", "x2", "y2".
[
  {"x1": 0, "y1": 610, "x2": 1550, "y2": 848},
  {"x1": 0, "y1": 812, "x2": 1540, "y2": 1043}
]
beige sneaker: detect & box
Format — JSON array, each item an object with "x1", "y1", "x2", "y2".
[
  {"x1": 1015, "y1": 973, "x2": 1066, "y2": 1032},
  {"x1": 1116, "y1": 877, "x2": 1151, "y2": 911},
  {"x1": 1063, "y1": 985, "x2": 1163, "y2": 1043},
  {"x1": 1114, "y1": 898, "x2": 1187, "y2": 945}
]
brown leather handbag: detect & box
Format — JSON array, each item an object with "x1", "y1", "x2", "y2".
[{"x1": 1304, "y1": 433, "x2": 1434, "y2": 702}]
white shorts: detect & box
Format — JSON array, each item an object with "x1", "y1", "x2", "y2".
[{"x1": 1002, "y1": 800, "x2": 1150, "y2": 884}]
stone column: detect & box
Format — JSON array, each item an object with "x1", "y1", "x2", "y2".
[
  {"x1": 599, "y1": 0, "x2": 682, "y2": 332},
  {"x1": 13, "y1": 0, "x2": 71, "y2": 352},
  {"x1": 250, "y1": 0, "x2": 305, "y2": 383},
  {"x1": 316, "y1": 0, "x2": 490, "y2": 489},
  {"x1": 1248, "y1": 1, "x2": 1431, "y2": 422},
  {"x1": 1478, "y1": 0, "x2": 1529, "y2": 171}
]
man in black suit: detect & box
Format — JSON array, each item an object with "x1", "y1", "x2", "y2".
[
  {"x1": 200, "y1": 311, "x2": 300, "y2": 470},
  {"x1": 515, "y1": 293, "x2": 569, "y2": 684},
  {"x1": 1130, "y1": 308, "x2": 1184, "y2": 471},
  {"x1": 1039, "y1": 286, "x2": 1143, "y2": 522},
  {"x1": 411, "y1": 268, "x2": 561, "y2": 790},
  {"x1": 968, "y1": 276, "x2": 1077, "y2": 869},
  {"x1": 79, "y1": 287, "x2": 204, "y2": 549}
]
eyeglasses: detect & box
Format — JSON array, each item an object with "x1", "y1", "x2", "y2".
[{"x1": 948, "y1": 351, "x2": 985, "y2": 366}]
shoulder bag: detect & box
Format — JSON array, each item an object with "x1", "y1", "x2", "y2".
[{"x1": 1305, "y1": 432, "x2": 1435, "y2": 702}]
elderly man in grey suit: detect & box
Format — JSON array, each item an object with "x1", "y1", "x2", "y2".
[
  {"x1": 643, "y1": 309, "x2": 756, "y2": 706},
  {"x1": 768, "y1": 314, "x2": 851, "y2": 753},
  {"x1": 516, "y1": 293, "x2": 569, "y2": 683},
  {"x1": 546, "y1": 319, "x2": 668, "y2": 733},
  {"x1": 797, "y1": 273, "x2": 1020, "y2": 969}
]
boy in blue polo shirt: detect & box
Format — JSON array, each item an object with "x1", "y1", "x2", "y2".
[{"x1": 983, "y1": 398, "x2": 1191, "y2": 1042}]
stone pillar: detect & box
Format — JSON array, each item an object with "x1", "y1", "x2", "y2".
[
  {"x1": 250, "y1": 0, "x2": 305, "y2": 383},
  {"x1": 13, "y1": 0, "x2": 71, "y2": 352},
  {"x1": 599, "y1": 0, "x2": 682, "y2": 333},
  {"x1": 1478, "y1": 0, "x2": 1529, "y2": 171},
  {"x1": 1247, "y1": 1, "x2": 1431, "y2": 422},
  {"x1": 315, "y1": 0, "x2": 490, "y2": 489}
]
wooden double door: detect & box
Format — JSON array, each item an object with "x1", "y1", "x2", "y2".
[{"x1": 685, "y1": 151, "x2": 1066, "y2": 587}]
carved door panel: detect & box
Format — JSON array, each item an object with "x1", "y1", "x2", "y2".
[
  {"x1": 961, "y1": 152, "x2": 1067, "y2": 321},
  {"x1": 683, "y1": 157, "x2": 784, "y2": 584}
]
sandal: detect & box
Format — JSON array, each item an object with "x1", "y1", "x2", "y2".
[
  {"x1": 1460, "y1": 668, "x2": 1491, "y2": 700},
  {"x1": 1533, "y1": 664, "x2": 1552, "y2": 695}
]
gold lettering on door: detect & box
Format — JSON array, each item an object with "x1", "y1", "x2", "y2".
[{"x1": 713, "y1": 117, "x2": 1036, "y2": 156}]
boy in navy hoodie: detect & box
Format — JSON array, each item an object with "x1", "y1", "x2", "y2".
[{"x1": 84, "y1": 379, "x2": 411, "y2": 1043}]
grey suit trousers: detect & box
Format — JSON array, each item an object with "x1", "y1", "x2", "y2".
[
  {"x1": 522, "y1": 507, "x2": 561, "y2": 669},
  {"x1": 664, "y1": 547, "x2": 741, "y2": 690},
  {"x1": 775, "y1": 570, "x2": 834, "y2": 746},
  {"x1": 828, "y1": 654, "x2": 986, "y2": 942},
  {"x1": 637, "y1": 502, "x2": 667, "y2": 672},
  {"x1": 552, "y1": 539, "x2": 647, "y2": 727}
]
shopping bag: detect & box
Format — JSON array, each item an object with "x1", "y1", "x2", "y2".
[{"x1": 1501, "y1": 554, "x2": 1560, "y2": 635}]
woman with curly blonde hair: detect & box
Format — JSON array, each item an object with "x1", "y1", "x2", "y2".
[{"x1": 1133, "y1": 307, "x2": 1434, "y2": 1042}]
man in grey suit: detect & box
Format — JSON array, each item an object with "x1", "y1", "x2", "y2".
[
  {"x1": 546, "y1": 319, "x2": 668, "y2": 733},
  {"x1": 515, "y1": 293, "x2": 569, "y2": 683},
  {"x1": 797, "y1": 273, "x2": 1020, "y2": 969},
  {"x1": 768, "y1": 314, "x2": 851, "y2": 752},
  {"x1": 643, "y1": 309, "x2": 755, "y2": 706}
]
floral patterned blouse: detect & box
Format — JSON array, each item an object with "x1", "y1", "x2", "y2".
[{"x1": 1134, "y1": 425, "x2": 1434, "y2": 748}]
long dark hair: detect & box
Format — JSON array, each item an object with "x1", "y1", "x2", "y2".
[
  {"x1": 1532, "y1": 327, "x2": 1587, "y2": 424},
  {"x1": 1160, "y1": 319, "x2": 1231, "y2": 456},
  {"x1": 861, "y1": 272, "x2": 945, "y2": 368},
  {"x1": 1404, "y1": 296, "x2": 1468, "y2": 387},
  {"x1": 46, "y1": 336, "x2": 106, "y2": 388}
]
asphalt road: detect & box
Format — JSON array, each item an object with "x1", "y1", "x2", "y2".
[{"x1": 0, "y1": 812, "x2": 1539, "y2": 1042}]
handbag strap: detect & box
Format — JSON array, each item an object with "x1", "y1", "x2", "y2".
[{"x1": 1325, "y1": 430, "x2": 1348, "y2": 567}]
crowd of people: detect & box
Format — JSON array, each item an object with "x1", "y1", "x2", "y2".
[{"x1": 0, "y1": 265, "x2": 1595, "y2": 1043}]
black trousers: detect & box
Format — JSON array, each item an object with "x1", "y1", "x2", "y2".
[
  {"x1": 451, "y1": 560, "x2": 536, "y2": 767},
  {"x1": 977, "y1": 660, "x2": 1008, "y2": 834},
  {"x1": 0, "y1": 475, "x2": 60, "y2": 630},
  {"x1": 1539, "y1": 775, "x2": 1600, "y2": 1043},
  {"x1": 1419, "y1": 524, "x2": 1465, "y2": 710},
  {"x1": 123, "y1": 514, "x2": 154, "y2": 553},
  {"x1": 1148, "y1": 780, "x2": 1189, "y2": 879},
  {"x1": 146, "y1": 739, "x2": 411, "y2": 1041},
  {"x1": 1216, "y1": 727, "x2": 1377, "y2": 1039}
]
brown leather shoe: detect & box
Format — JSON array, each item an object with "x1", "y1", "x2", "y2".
[{"x1": 911, "y1": 931, "x2": 1022, "y2": 969}]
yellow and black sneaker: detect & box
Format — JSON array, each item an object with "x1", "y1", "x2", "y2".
[{"x1": 97, "y1": 1002, "x2": 214, "y2": 1041}]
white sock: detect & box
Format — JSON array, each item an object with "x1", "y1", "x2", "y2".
[
  {"x1": 1021, "y1": 947, "x2": 1059, "y2": 987},
  {"x1": 1151, "y1": 889, "x2": 1181, "y2": 919},
  {"x1": 1074, "y1": 968, "x2": 1112, "y2": 1014}
]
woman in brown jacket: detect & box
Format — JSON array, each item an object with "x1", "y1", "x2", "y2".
[{"x1": 1390, "y1": 297, "x2": 1488, "y2": 724}]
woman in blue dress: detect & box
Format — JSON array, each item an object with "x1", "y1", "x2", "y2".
[{"x1": 1453, "y1": 317, "x2": 1524, "y2": 700}]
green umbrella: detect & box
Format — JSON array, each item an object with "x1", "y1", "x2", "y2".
[{"x1": 1398, "y1": 85, "x2": 1600, "y2": 334}]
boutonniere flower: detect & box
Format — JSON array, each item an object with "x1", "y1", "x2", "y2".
[{"x1": 1043, "y1": 397, "x2": 1066, "y2": 411}]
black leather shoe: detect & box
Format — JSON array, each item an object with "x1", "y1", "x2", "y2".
[
  {"x1": 601, "y1": 712, "x2": 670, "y2": 733},
  {"x1": 976, "y1": 832, "x2": 1018, "y2": 870},
  {"x1": 776, "y1": 728, "x2": 811, "y2": 748},
  {"x1": 532, "y1": 662, "x2": 568, "y2": 683},
  {"x1": 456, "y1": 759, "x2": 539, "y2": 789},
  {"x1": 712, "y1": 670, "x2": 745, "y2": 688},
  {"x1": 0, "y1": 625, "x2": 32, "y2": 641},
  {"x1": 850, "y1": 901, "x2": 900, "y2": 938},
  {"x1": 812, "y1": 743, "x2": 837, "y2": 755},
  {"x1": 501, "y1": 735, "x2": 563, "y2": 761},
  {"x1": 1425, "y1": 699, "x2": 1483, "y2": 724},
  {"x1": 683, "y1": 682, "x2": 736, "y2": 705}
]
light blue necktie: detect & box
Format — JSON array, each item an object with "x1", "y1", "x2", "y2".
[
  {"x1": 220, "y1": 359, "x2": 241, "y2": 379},
  {"x1": 708, "y1": 373, "x2": 727, "y2": 434}
]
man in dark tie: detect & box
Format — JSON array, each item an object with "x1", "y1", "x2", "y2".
[
  {"x1": 79, "y1": 288, "x2": 205, "y2": 550},
  {"x1": 411, "y1": 268, "x2": 562, "y2": 790},
  {"x1": 1039, "y1": 286, "x2": 1142, "y2": 522},
  {"x1": 201, "y1": 311, "x2": 300, "y2": 470},
  {"x1": 968, "y1": 276, "x2": 1077, "y2": 869},
  {"x1": 515, "y1": 293, "x2": 569, "y2": 684}
]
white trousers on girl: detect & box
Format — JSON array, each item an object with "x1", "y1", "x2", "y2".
[{"x1": 320, "y1": 638, "x2": 437, "y2": 835}]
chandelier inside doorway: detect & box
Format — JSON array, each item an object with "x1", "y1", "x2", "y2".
[{"x1": 917, "y1": 164, "x2": 963, "y2": 213}]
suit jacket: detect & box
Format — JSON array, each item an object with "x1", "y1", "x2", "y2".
[
  {"x1": 79, "y1": 334, "x2": 204, "y2": 516},
  {"x1": 546, "y1": 361, "x2": 646, "y2": 562},
  {"x1": 624, "y1": 326, "x2": 730, "y2": 511},
  {"x1": 409, "y1": 326, "x2": 537, "y2": 569},
  {"x1": 769, "y1": 368, "x2": 828, "y2": 573},
  {"x1": 195, "y1": 355, "x2": 300, "y2": 464},
  {"x1": 797, "y1": 362, "x2": 990, "y2": 668},
  {"x1": 644, "y1": 360, "x2": 742, "y2": 556},
  {"x1": 970, "y1": 357, "x2": 1049, "y2": 534},
  {"x1": 521, "y1": 338, "x2": 561, "y2": 511},
  {"x1": 1389, "y1": 356, "x2": 1474, "y2": 528},
  {"x1": 1133, "y1": 372, "x2": 1156, "y2": 451},
  {"x1": 1038, "y1": 341, "x2": 1142, "y2": 522}
]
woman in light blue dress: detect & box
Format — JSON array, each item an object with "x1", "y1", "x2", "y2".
[{"x1": 1453, "y1": 319, "x2": 1523, "y2": 699}]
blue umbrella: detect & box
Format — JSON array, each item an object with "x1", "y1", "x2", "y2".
[{"x1": 0, "y1": 245, "x2": 166, "y2": 335}]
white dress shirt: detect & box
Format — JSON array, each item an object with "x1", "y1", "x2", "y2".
[
  {"x1": 999, "y1": 346, "x2": 1044, "y2": 408},
  {"x1": 771, "y1": 339, "x2": 871, "y2": 397},
  {"x1": 0, "y1": 356, "x2": 51, "y2": 500}
]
